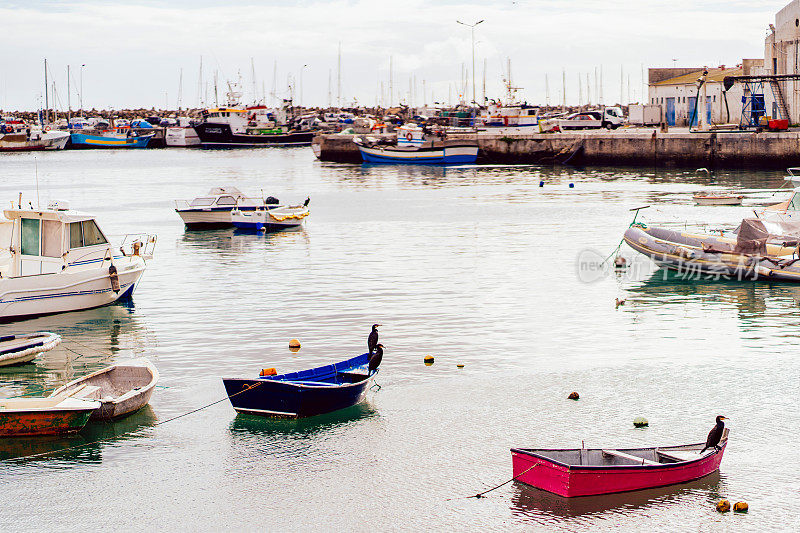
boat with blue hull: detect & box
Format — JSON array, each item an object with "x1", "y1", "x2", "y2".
[
  {"x1": 353, "y1": 124, "x2": 478, "y2": 165},
  {"x1": 231, "y1": 204, "x2": 309, "y2": 232},
  {"x1": 69, "y1": 132, "x2": 153, "y2": 149},
  {"x1": 222, "y1": 353, "x2": 374, "y2": 418}
]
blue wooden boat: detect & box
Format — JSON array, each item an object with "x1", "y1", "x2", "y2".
[
  {"x1": 70, "y1": 132, "x2": 153, "y2": 149},
  {"x1": 222, "y1": 353, "x2": 374, "y2": 418}
]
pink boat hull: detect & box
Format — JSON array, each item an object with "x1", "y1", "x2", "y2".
[{"x1": 511, "y1": 442, "x2": 727, "y2": 498}]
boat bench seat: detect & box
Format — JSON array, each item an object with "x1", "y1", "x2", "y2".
[
  {"x1": 602, "y1": 449, "x2": 660, "y2": 465},
  {"x1": 657, "y1": 450, "x2": 701, "y2": 462},
  {"x1": 69, "y1": 385, "x2": 103, "y2": 400}
]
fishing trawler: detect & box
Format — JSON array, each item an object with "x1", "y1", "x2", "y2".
[{"x1": 0, "y1": 199, "x2": 156, "y2": 321}]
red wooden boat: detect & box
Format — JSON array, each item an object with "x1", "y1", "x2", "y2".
[
  {"x1": 0, "y1": 397, "x2": 100, "y2": 437},
  {"x1": 511, "y1": 430, "x2": 728, "y2": 497}
]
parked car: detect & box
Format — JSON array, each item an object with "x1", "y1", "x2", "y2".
[{"x1": 559, "y1": 107, "x2": 624, "y2": 130}]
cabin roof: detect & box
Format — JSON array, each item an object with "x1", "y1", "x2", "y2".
[{"x1": 2, "y1": 208, "x2": 96, "y2": 223}]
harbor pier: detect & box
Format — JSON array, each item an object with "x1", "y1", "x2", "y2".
[{"x1": 313, "y1": 130, "x2": 800, "y2": 168}]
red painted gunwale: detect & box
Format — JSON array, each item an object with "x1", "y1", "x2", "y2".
[{"x1": 0, "y1": 408, "x2": 96, "y2": 437}]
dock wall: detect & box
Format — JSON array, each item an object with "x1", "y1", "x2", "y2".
[{"x1": 312, "y1": 131, "x2": 800, "y2": 168}]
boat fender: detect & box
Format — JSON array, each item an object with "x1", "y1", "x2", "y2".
[
  {"x1": 108, "y1": 265, "x2": 120, "y2": 293},
  {"x1": 406, "y1": 132, "x2": 413, "y2": 141},
  {"x1": 755, "y1": 265, "x2": 772, "y2": 277}
]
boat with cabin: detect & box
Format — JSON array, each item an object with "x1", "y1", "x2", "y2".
[
  {"x1": 0, "y1": 332, "x2": 61, "y2": 367},
  {"x1": 353, "y1": 124, "x2": 479, "y2": 164},
  {"x1": 174, "y1": 187, "x2": 283, "y2": 229},
  {"x1": 0, "y1": 200, "x2": 155, "y2": 321},
  {"x1": 49, "y1": 358, "x2": 158, "y2": 420},
  {"x1": 222, "y1": 353, "x2": 376, "y2": 418},
  {"x1": 511, "y1": 430, "x2": 728, "y2": 497},
  {"x1": 0, "y1": 396, "x2": 100, "y2": 437},
  {"x1": 0, "y1": 129, "x2": 70, "y2": 152}
]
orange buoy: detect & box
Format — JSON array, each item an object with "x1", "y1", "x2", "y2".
[
  {"x1": 733, "y1": 501, "x2": 748, "y2": 513},
  {"x1": 289, "y1": 338, "x2": 301, "y2": 349},
  {"x1": 568, "y1": 392, "x2": 580, "y2": 400},
  {"x1": 716, "y1": 500, "x2": 731, "y2": 513},
  {"x1": 424, "y1": 355, "x2": 434, "y2": 366},
  {"x1": 259, "y1": 368, "x2": 277, "y2": 376}
]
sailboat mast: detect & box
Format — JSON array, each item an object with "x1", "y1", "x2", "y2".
[
  {"x1": 337, "y1": 42, "x2": 342, "y2": 108},
  {"x1": 44, "y1": 58, "x2": 49, "y2": 124},
  {"x1": 250, "y1": 57, "x2": 257, "y2": 105},
  {"x1": 178, "y1": 68, "x2": 183, "y2": 110},
  {"x1": 67, "y1": 65, "x2": 71, "y2": 119}
]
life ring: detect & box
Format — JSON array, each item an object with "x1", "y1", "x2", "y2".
[{"x1": 406, "y1": 132, "x2": 413, "y2": 141}]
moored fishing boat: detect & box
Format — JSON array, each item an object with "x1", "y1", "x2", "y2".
[
  {"x1": 353, "y1": 124, "x2": 478, "y2": 165},
  {"x1": 0, "y1": 200, "x2": 156, "y2": 321},
  {"x1": 511, "y1": 430, "x2": 728, "y2": 497},
  {"x1": 0, "y1": 130, "x2": 70, "y2": 152},
  {"x1": 0, "y1": 332, "x2": 61, "y2": 367},
  {"x1": 194, "y1": 101, "x2": 315, "y2": 148},
  {"x1": 69, "y1": 130, "x2": 153, "y2": 149},
  {"x1": 174, "y1": 187, "x2": 275, "y2": 229},
  {"x1": 623, "y1": 218, "x2": 800, "y2": 281},
  {"x1": 693, "y1": 193, "x2": 744, "y2": 206},
  {"x1": 231, "y1": 202, "x2": 309, "y2": 232},
  {"x1": 49, "y1": 358, "x2": 158, "y2": 420},
  {"x1": 0, "y1": 396, "x2": 100, "y2": 437},
  {"x1": 222, "y1": 352, "x2": 376, "y2": 418}
]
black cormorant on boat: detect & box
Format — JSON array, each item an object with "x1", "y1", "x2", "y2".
[
  {"x1": 368, "y1": 344, "x2": 383, "y2": 374},
  {"x1": 700, "y1": 416, "x2": 727, "y2": 453},
  {"x1": 368, "y1": 324, "x2": 380, "y2": 354},
  {"x1": 303, "y1": 197, "x2": 310, "y2": 207}
]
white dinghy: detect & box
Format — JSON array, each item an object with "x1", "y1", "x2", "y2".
[
  {"x1": 0, "y1": 200, "x2": 156, "y2": 321},
  {"x1": 0, "y1": 332, "x2": 61, "y2": 366},
  {"x1": 50, "y1": 358, "x2": 159, "y2": 420}
]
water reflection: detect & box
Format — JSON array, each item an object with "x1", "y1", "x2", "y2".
[
  {"x1": 228, "y1": 402, "x2": 378, "y2": 439},
  {"x1": 0, "y1": 405, "x2": 157, "y2": 465},
  {"x1": 509, "y1": 472, "x2": 723, "y2": 520}
]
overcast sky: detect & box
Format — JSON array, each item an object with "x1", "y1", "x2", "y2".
[{"x1": 0, "y1": 0, "x2": 793, "y2": 111}]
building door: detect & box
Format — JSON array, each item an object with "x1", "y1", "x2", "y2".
[
  {"x1": 666, "y1": 98, "x2": 676, "y2": 126},
  {"x1": 706, "y1": 96, "x2": 712, "y2": 124},
  {"x1": 688, "y1": 97, "x2": 697, "y2": 127}
]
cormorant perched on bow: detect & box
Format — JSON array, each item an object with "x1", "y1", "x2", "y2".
[
  {"x1": 368, "y1": 344, "x2": 383, "y2": 374},
  {"x1": 303, "y1": 197, "x2": 310, "y2": 207},
  {"x1": 700, "y1": 416, "x2": 728, "y2": 454},
  {"x1": 368, "y1": 324, "x2": 380, "y2": 354}
]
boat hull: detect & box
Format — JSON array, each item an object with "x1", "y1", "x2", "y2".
[
  {"x1": 624, "y1": 225, "x2": 800, "y2": 282},
  {"x1": 356, "y1": 143, "x2": 478, "y2": 164},
  {"x1": 222, "y1": 376, "x2": 371, "y2": 418},
  {"x1": 511, "y1": 443, "x2": 727, "y2": 497},
  {"x1": 69, "y1": 133, "x2": 152, "y2": 149},
  {"x1": 0, "y1": 257, "x2": 146, "y2": 321},
  {"x1": 195, "y1": 124, "x2": 314, "y2": 147},
  {"x1": 0, "y1": 131, "x2": 70, "y2": 151},
  {"x1": 165, "y1": 127, "x2": 200, "y2": 147},
  {"x1": 49, "y1": 358, "x2": 159, "y2": 421},
  {"x1": 693, "y1": 196, "x2": 743, "y2": 206},
  {"x1": 176, "y1": 206, "x2": 260, "y2": 229},
  {"x1": 231, "y1": 207, "x2": 308, "y2": 232},
  {"x1": 0, "y1": 332, "x2": 61, "y2": 367},
  {"x1": 0, "y1": 403, "x2": 97, "y2": 437}
]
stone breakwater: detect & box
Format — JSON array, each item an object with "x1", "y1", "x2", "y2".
[{"x1": 313, "y1": 131, "x2": 800, "y2": 168}]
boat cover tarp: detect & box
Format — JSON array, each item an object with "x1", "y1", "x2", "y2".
[{"x1": 734, "y1": 218, "x2": 800, "y2": 254}]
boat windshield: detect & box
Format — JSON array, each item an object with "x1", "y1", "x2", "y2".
[{"x1": 190, "y1": 197, "x2": 215, "y2": 207}]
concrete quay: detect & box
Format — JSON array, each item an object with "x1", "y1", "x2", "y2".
[{"x1": 312, "y1": 128, "x2": 800, "y2": 168}]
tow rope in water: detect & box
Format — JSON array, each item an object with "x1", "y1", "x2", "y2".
[
  {"x1": 0, "y1": 382, "x2": 263, "y2": 464},
  {"x1": 446, "y1": 464, "x2": 539, "y2": 501}
]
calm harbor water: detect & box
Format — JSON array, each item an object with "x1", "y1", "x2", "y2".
[{"x1": 1, "y1": 148, "x2": 798, "y2": 531}]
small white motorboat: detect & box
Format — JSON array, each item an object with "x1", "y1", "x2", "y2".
[
  {"x1": 0, "y1": 332, "x2": 61, "y2": 367},
  {"x1": 231, "y1": 202, "x2": 310, "y2": 232},
  {"x1": 0, "y1": 200, "x2": 156, "y2": 321},
  {"x1": 49, "y1": 358, "x2": 159, "y2": 420},
  {"x1": 693, "y1": 193, "x2": 744, "y2": 206},
  {"x1": 165, "y1": 127, "x2": 200, "y2": 147},
  {"x1": 174, "y1": 187, "x2": 273, "y2": 229}
]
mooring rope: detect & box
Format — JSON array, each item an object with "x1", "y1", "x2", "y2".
[
  {"x1": 0, "y1": 382, "x2": 262, "y2": 464},
  {"x1": 446, "y1": 464, "x2": 539, "y2": 501}
]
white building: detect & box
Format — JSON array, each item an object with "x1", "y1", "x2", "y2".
[{"x1": 763, "y1": 0, "x2": 800, "y2": 122}]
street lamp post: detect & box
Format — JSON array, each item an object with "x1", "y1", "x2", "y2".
[
  {"x1": 456, "y1": 19, "x2": 484, "y2": 105},
  {"x1": 300, "y1": 64, "x2": 308, "y2": 107},
  {"x1": 80, "y1": 64, "x2": 85, "y2": 117}
]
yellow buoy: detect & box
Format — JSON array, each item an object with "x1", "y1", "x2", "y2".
[
  {"x1": 424, "y1": 355, "x2": 434, "y2": 366},
  {"x1": 716, "y1": 500, "x2": 731, "y2": 513},
  {"x1": 289, "y1": 338, "x2": 301, "y2": 349},
  {"x1": 733, "y1": 501, "x2": 748, "y2": 513}
]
